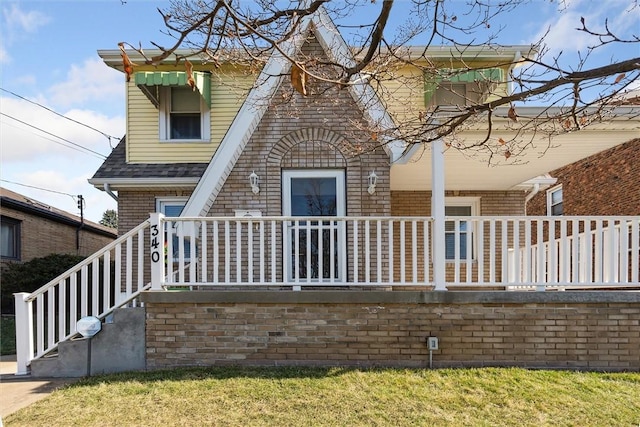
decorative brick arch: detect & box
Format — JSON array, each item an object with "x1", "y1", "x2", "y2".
[{"x1": 266, "y1": 128, "x2": 359, "y2": 168}]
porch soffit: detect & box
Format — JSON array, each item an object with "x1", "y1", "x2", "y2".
[{"x1": 390, "y1": 126, "x2": 640, "y2": 191}]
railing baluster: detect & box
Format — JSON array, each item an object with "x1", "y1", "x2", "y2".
[
  {"x1": 201, "y1": 220, "x2": 208, "y2": 283},
  {"x1": 424, "y1": 220, "x2": 430, "y2": 284},
  {"x1": 594, "y1": 219, "x2": 603, "y2": 283},
  {"x1": 36, "y1": 294, "x2": 44, "y2": 357},
  {"x1": 213, "y1": 220, "x2": 219, "y2": 284},
  {"x1": 137, "y1": 229, "x2": 144, "y2": 293},
  {"x1": 631, "y1": 219, "x2": 639, "y2": 283},
  {"x1": 47, "y1": 287, "x2": 55, "y2": 349},
  {"x1": 125, "y1": 236, "x2": 133, "y2": 295},
  {"x1": 270, "y1": 220, "x2": 276, "y2": 284},
  {"x1": 400, "y1": 220, "x2": 406, "y2": 284},
  {"x1": 388, "y1": 220, "x2": 394, "y2": 285},
  {"x1": 81, "y1": 265, "x2": 88, "y2": 317},
  {"x1": 377, "y1": 220, "x2": 382, "y2": 283},
  {"x1": 353, "y1": 220, "x2": 359, "y2": 284},
  {"x1": 58, "y1": 279, "x2": 66, "y2": 341},
  {"x1": 248, "y1": 220, "x2": 254, "y2": 284},
  {"x1": 103, "y1": 251, "x2": 111, "y2": 313},
  {"x1": 412, "y1": 220, "x2": 418, "y2": 284},
  {"x1": 224, "y1": 221, "x2": 231, "y2": 283},
  {"x1": 236, "y1": 221, "x2": 242, "y2": 284},
  {"x1": 489, "y1": 219, "x2": 496, "y2": 284},
  {"x1": 92, "y1": 258, "x2": 99, "y2": 315}
]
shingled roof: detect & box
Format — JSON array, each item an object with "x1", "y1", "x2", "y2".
[{"x1": 89, "y1": 137, "x2": 208, "y2": 187}]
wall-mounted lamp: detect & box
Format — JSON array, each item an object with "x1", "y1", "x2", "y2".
[
  {"x1": 367, "y1": 171, "x2": 378, "y2": 195},
  {"x1": 249, "y1": 171, "x2": 260, "y2": 194}
]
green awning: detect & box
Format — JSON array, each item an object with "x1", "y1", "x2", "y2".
[
  {"x1": 424, "y1": 68, "x2": 504, "y2": 105},
  {"x1": 134, "y1": 71, "x2": 211, "y2": 108}
]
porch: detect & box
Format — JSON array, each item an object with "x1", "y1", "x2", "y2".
[{"x1": 13, "y1": 213, "x2": 640, "y2": 375}]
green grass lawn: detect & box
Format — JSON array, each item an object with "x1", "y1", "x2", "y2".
[{"x1": 4, "y1": 367, "x2": 640, "y2": 426}]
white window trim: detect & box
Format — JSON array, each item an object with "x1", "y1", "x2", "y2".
[
  {"x1": 156, "y1": 197, "x2": 193, "y2": 262},
  {"x1": 282, "y1": 170, "x2": 346, "y2": 216},
  {"x1": 444, "y1": 197, "x2": 480, "y2": 262},
  {"x1": 282, "y1": 169, "x2": 346, "y2": 283},
  {"x1": 159, "y1": 86, "x2": 210, "y2": 143},
  {"x1": 546, "y1": 185, "x2": 563, "y2": 216}
]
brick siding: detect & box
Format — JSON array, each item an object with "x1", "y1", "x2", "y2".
[
  {"x1": 0, "y1": 205, "x2": 115, "y2": 269},
  {"x1": 143, "y1": 291, "x2": 640, "y2": 371},
  {"x1": 528, "y1": 138, "x2": 640, "y2": 216}
]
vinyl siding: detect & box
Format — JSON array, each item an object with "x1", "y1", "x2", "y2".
[{"x1": 127, "y1": 68, "x2": 254, "y2": 164}]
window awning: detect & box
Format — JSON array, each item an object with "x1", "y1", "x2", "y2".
[{"x1": 134, "y1": 71, "x2": 211, "y2": 108}]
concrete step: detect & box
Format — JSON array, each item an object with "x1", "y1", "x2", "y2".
[{"x1": 30, "y1": 307, "x2": 145, "y2": 378}]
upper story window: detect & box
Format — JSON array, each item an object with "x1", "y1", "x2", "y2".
[
  {"x1": 1, "y1": 216, "x2": 21, "y2": 260},
  {"x1": 425, "y1": 68, "x2": 503, "y2": 109},
  {"x1": 160, "y1": 86, "x2": 210, "y2": 142},
  {"x1": 547, "y1": 185, "x2": 563, "y2": 216}
]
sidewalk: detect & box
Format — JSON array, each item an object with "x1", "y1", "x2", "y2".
[{"x1": 0, "y1": 355, "x2": 78, "y2": 419}]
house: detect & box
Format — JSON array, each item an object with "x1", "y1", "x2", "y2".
[
  {"x1": 526, "y1": 138, "x2": 640, "y2": 217},
  {"x1": 0, "y1": 187, "x2": 117, "y2": 270},
  {"x1": 14, "y1": 7, "x2": 640, "y2": 376}
]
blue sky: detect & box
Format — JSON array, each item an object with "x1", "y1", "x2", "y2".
[{"x1": 0, "y1": 0, "x2": 637, "y2": 223}]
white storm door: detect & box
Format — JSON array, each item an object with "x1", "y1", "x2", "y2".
[{"x1": 282, "y1": 170, "x2": 346, "y2": 283}]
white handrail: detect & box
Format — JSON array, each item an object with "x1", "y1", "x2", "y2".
[{"x1": 14, "y1": 220, "x2": 152, "y2": 375}]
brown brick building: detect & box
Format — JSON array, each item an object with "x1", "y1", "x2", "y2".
[
  {"x1": 527, "y1": 139, "x2": 640, "y2": 216},
  {"x1": 0, "y1": 187, "x2": 117, "y2": 269}
]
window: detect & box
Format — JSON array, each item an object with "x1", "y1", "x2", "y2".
[
  {"x1": 160, "y1": 86, "x2": 210, "y2": 141},
  {"x1": 156, "y1": 198, "x2": 193, "y2": 261},
  {"x1": 444, "y1": 198, "x2": 479, "y2": 260},
  {"x1": 1, "y1": 216, "x2": 21, "y2": 260},
  {"x1": 435, "y1": 83, "x2": 468, "y2": 106},
  {"x1": 547, "y1": 185, "x2": 563, "y2": 216}
]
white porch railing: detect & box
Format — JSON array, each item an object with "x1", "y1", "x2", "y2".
[
  {"x1": 150, "y1": 214, "x2": 640, "y2": 289},
  {"x1": 14, "y1": 220, "x2": 152, "y2": 375},
  {"x1": 15, "y1": 214, "x2": 639, "y2": 374}
]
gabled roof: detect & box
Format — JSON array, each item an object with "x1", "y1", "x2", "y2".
[{"x1": 181, "y1": 6, "x2": 405, "y2": 217}]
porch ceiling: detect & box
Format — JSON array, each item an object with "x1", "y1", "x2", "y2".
[{"x1": 390, "y1": 128, "x2": 639, "y2": 191}]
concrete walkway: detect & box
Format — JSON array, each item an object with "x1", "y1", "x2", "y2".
[{"x1": 0, "y1": 355, "x2": 78, "y2": 419}]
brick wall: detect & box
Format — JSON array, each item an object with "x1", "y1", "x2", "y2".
[
  {"x1": 528, "y1": 138, "x2": 640, "y2": 216},
  {"x1": 142, "y1": 291, "x2": 640, "y2": 371},
  {"x1": 0, "y1": 206, "x2": 115, "y2": 268}
]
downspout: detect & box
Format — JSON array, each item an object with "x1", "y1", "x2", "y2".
[{"x1": 104, "y1": 183, "x2": 118, "y2": 202}]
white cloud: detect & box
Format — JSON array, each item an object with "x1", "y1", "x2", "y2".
[
  {"x1": 530, "y1": 0, "x2": 636, "y2": 60},
  {"x1": 0, "y1": 96, "x2": 124, "y2": 163},
  {"x1": 47, "y1": 58, "x2": 124, "y2": 109},
  {"x1": 0, "y1": 3, "x2": 50, "y2": 63},
  {"x1": 2, "y1": 3, "x2": 50, "y2": 34}
]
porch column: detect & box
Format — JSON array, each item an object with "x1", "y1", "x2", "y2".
[
  {"x1": 431, "y1": 139, "x2": 447, "y2": 290},
  {"x1": 14, "y1": 292, "x2": 33, "y2": 375},
  {"x1": 150, "y1": 213, "x2": 165, "y2": 291}
]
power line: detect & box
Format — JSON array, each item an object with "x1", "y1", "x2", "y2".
[
  {"x1": 0, "y1": 179, "x2": 77, "y2": 198},
  {"x1": 1, "y1": 87, "x2": 120, "y2": 148},
  {"x1": 1, "y1": 120, "x2": 106, "y2": 159},
  {"x1": 1, "y1": 113, "x2": 107, "y2": 159}
]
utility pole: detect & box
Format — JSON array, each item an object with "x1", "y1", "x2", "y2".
[{"x1": 76, "y1": 195, "x2": 84, "y2": 252}]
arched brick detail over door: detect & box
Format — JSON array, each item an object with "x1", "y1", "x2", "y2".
[{"x1": 266, "y1": 128, "x2": 363, "y2": 216}]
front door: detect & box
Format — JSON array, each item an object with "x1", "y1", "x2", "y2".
[{"x1": 282, "y1": 170, "x2": 346, "y2": 283}]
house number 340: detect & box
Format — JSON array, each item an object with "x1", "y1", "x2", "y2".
[{"x1": 150, "y1": 224, "x2": 161, "y2": 263}]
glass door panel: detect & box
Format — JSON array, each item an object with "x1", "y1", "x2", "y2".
[{"x1": 283, "y1": 170, "x2": 345, "y2": 282}]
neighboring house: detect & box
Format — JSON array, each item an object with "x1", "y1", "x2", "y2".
[
  {"x1": 14, "y1": 8, "x2": 640, "y2": 375},
  {"x1": 527, "y1": 138, "x2": 639, "y2": 217},
  {"x1": 0, "y1": 187, "x2": 117, "y2": 270}
]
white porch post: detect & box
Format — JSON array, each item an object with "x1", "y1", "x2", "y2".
[
  {"x1": 14, "y1": 292, "x2": 33, "y2": 375},
  {"x1": 150, "y1": 213, "x2": 165, "y2": 290},
  {"x1": 431, "y1": 139, "x2": 447, "y2": 290}
]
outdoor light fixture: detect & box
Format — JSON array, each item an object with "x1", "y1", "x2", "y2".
[
  {"x1": 249, "y1": 171, "x2": 260, "y2": 194},
  {"x1": 367, "y1": 171, "x2": 378, "y2": 195}
]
